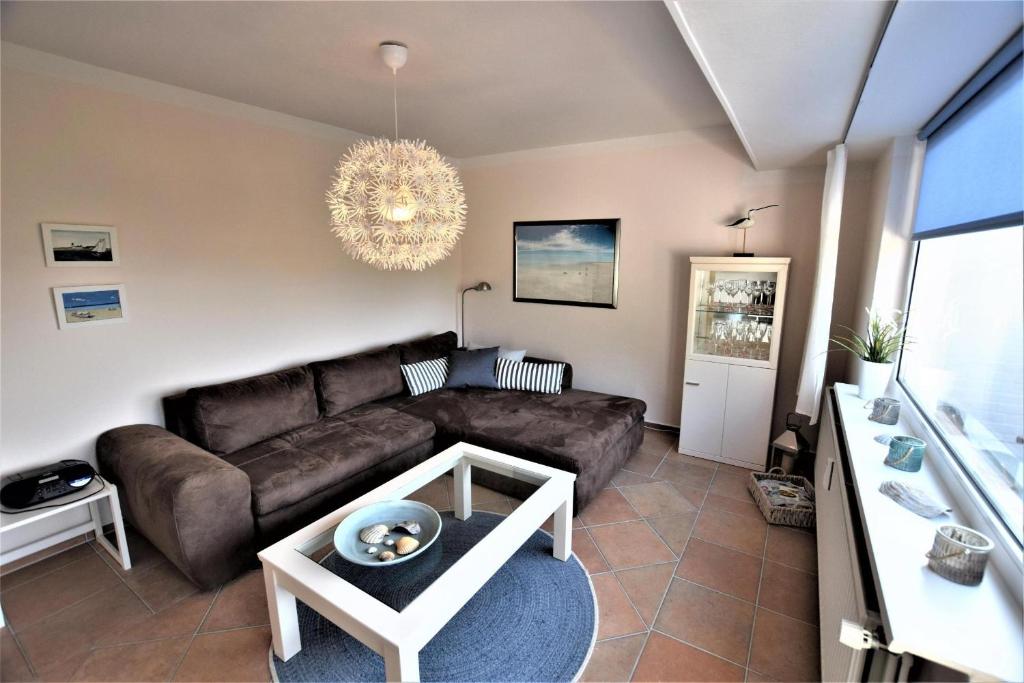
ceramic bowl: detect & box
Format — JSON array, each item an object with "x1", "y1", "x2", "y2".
[{"x1": 333, "y1": 500, "x2": 442, "y2": 567}]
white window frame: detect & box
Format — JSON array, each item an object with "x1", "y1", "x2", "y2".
[{"x1": 891, "y1": 238, "x2": 1024, "y2": 600}]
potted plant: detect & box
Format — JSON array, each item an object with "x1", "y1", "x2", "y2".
[{"x1": 831, "y1": 309, "x2": 910, "y2": 399}]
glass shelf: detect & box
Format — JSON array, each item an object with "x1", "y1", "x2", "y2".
[
  {"x1": 691, "y1": 267, "x2": 780, "y2": 363},
  {"x1": 696, "y1": 305, "x2": 775, "y2": 317}
]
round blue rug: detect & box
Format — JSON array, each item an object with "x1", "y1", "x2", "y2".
[{"x1": 270, "y1": 511, "x2": 596, "y2": 682}]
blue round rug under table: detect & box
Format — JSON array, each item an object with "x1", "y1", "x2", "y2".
[{"x1": 270, "y1": 511, "x2": 597, "y2": 682}]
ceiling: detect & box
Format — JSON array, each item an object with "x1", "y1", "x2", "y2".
[
  {"x1": 845, "y1": 1, "x2": 1023, "y2": 160},
  {"x1": 666, "y1": 0, "x2": 1024, "y2": 170},
  {"x1": 666, "y1": 0, "x2": 891, "y2": 170},
  {"x1": 0, "y1": 1, "x2": 729, "y2": 159}
]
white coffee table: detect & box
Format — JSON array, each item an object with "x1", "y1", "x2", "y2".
[{"x1": 257, "y1": 441, "x2": 576, "y2": 682}]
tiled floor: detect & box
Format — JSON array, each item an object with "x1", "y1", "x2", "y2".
[{"x1": 0, "y1": 428, "x2": 820, "y2": 682}]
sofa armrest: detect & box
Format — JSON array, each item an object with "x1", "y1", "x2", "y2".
[
  {"x1": 97, "y1": 425, "x2": 254, "y2": 588},
  {"x1": 523, "y1": 356, "x2": 573, "y2": 390}
]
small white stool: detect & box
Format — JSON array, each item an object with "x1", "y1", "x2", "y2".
[{"x1": 0, "y1": 478, "x2": 131, "y2": 628}]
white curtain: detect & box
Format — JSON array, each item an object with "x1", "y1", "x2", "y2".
[{"x1": 795, "y1": 143, "x2": 847, "y2": 424}]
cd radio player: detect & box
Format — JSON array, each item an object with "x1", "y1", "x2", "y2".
[{"x1": 1, "y1": 460, "x2": 96, "y2": 510}]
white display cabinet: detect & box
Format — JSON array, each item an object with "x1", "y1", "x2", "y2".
[{"x1": 678, "y1": 256, "x2": 790, "y2": 470}]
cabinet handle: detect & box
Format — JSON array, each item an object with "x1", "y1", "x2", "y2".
[
  {"x1": 827, "y1": 459, "x2": 836, "y2": 491},
  {"x1": 685, "y1": 381, "x2": 701, "y2": 386}
]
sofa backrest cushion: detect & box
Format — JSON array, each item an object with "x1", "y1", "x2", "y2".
[
  {"x1": 187, "y1": 366, "x2": 318, "y2": 455},
  {"x1": 311, "y1": 348, "x2": 404, "y2": 416},
  {"x1": 391, "y1": 331, "x2": 457, "y2": 365}
]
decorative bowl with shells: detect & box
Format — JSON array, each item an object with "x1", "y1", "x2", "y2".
[{"x1": 332, "y1": 500, "x2": 442, "y2": 567}]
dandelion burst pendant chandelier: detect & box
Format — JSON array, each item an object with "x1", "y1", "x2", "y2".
[{"x1": 326, "y1": 42, "x2": 466, "y2": 271}]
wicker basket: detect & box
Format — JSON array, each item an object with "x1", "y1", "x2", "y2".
[{"x1": 748, "y1": 467, "x2": 816, "y2": 528}]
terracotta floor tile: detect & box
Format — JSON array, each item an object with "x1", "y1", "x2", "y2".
[
  {"x1": 0, "y1": 543, "x2": 96, "y2": 591},
  {"x1": 676, "y1": 538, "x2": 762, "y2": 603},
  {"x1": 673, "y1": 453, "x2": 720, "y2": 471},
  {"x1": 1, "y1": 629, "x2": 35, "y2": 682},
  {"x1": 646, "y1": 513, "x2": 697, "y2": 556},
  {"x1": 201, "y1": 570, "x2": 268, "y2": 631},
  {"x1": 619, "y1": 482, "x2": 698, "y2": 518},
  {"x1": 17, "y1": 583, "x2": 151, "y2": 679},
  {"x1": 641, "y1": 428, "x2": 679, "y2": 452},
  {"x1": 1, "y1": 552, "x2": 119, "y2": 629},
  {"x1": 653, "y1": 457, "x2": 716, "y2": 489},
  {"x1": 764, "y1": 526, "x2": 817, "y2": 574},
  {"x1": 704, "y1": 493, "x2": 765, "y2": 521},
  {"x1": 580, "y1": 488, "x2": 642, "y2": 526},
  {"x1": 122, "y1": 560, "x2": 200, "y2": 612},
  {"x1": 654, "y1": 579, "x2": 755, "y2": 664},
  {"x1": 405, "y1": 477, "x2": 449, "y2": 510},
  {"x1": 69, "y1": 637, "x2": 191, "y2": 682},
  {"x1": 474, "y1": 498, "x2": 514, "y2": 515},
  {"x1": 749, "y1": 609, "x2": 820, "y2": 682},
  {"x1": 674, "y1": 484, "x2": 709, "y2": 509},
  {"x1": 622, "y1": 450, "x2": 665, "y2": 478},
  {"x1": 632, "y1": 632, "x2": 745, "y2": 682},
  {"x1": 573, "y1": 529, "x2": 609, "y2": 574},
  {"x1": 96, "y1": 529, "x2": 167, "y2": 577},
  {"x1": 745, "y1": 668, "x2": 779, "y2": 682},
  {"x1": 693, "y1": 508, "x2": 766, "y2": 557},
  {"x1": 612, "y1": 469, "x2": 658, "y2": 487},
  {"x1": 443, "y1": 477, "x2": 508, "y2": 505},
  {"x1": 95, "y1": 590, "x2": 217, "y2": 647},
  {"x1": 718, "y1": 463, "x2": 757, "y2": 477},
  {"x1": 591, "y1": 574, "x2": 646, "y2": 640},
  {"x1": 589, "y1": 521, "x2": 674, "y2": 570},
  {"x1": 615, "y1": 563, "x2": 675, "y2": 625},
  {"x1": 709, "y1": 472, "x2": 755, "y2": 503},
  {"x1": 758, "y1": 561, "x2": 818, "y2": 625},
  {"x1": 581, "y1": 633, "x2": 645, "y2": 682},
  {"x1": 173, "y1": 626, "x2": 272, "y2": 682}
]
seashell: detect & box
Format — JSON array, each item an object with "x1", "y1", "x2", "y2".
[
  {"x1": 384, "y1": 539, "x2": 395, "y2": 546},
  {"x1": 392, "y1": 520, "x2": 421, "y2": 535},
  {"x1": 359, "y1": 524, "x2": 388, "y2": 544},
  {"x1": 395, "y1": 536, "x2": 420, "y2": 555},
  {"x1": 378, "y1": 551, "x2": 396, "y2": 561},
  {"x1": 367, "y1": 547, "x2": 377, "y2": 554}
]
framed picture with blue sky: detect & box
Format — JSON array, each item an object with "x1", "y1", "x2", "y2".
[{"x1": 513, "y1": 219, "x2": 620, "y2": 308}]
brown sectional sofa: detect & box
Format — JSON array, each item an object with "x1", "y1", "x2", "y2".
[{"x1": 98, "y1": 331, "x2": 646, "y2": 588}]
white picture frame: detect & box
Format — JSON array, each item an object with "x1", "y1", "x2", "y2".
[
  {"x1": 52, "y1": 284, "x2": 127, "y2": 330},
  {"x1": 41, "y1": 223, "x2": 120, "y2": 267}
]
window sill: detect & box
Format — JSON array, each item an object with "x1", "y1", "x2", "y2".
[{"x1": 831, "y1": 383, "x2": 1023, "y2": 681}]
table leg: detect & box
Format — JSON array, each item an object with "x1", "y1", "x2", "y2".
[
  {"x1": 383, "y1": 642, "x2": 420, "y2": 682},
  {"x1": 454, "y1": 460, "x2": 472, "y2": 521},
  {"x1": 108, "y1": 487, "x2": 132, "y2": 570},
  {"x1": 553, "y1": 497, "x2": 572, "y2": 561},
  {"x1": 263, "y1": 566, "x2": 301, "y2": 661}
]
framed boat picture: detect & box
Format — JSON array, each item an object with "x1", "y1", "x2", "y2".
[
  {"x1": 41, "y1": 223, "x2": 120, "y2": 267},
  {"x1": 513, "y1": 219, "x2": 620, "y2": 308},
  {"x1": 52, "y1": 284, "x2": 127, "y2": 329}
]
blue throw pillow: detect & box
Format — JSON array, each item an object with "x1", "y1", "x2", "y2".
[{"x1": 443, "y1": 347, "x2": 500, "y2": 389}]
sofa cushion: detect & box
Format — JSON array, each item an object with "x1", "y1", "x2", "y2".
[
  {"x1": 311, "y1": 348, "x2": 403, "y2": 417},
  {"x1": 223, "y1": 404, "x2": 435, "y2": 516},
  {"x1": 392, "y1": 331, "x2": 457, "y2": 365},
  {"x1": 188, "y1": 367, "x2": 318, "y2": 455},
  {"x1": 444, "y1": 347, "x2": 499, "y2": 390},
  {"x1": 384, "y1": 388, "x2": 646, "y2": 473}
]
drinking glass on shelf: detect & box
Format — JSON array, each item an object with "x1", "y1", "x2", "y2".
[
  {"x1": 752, "y1": 282, "x2": 763, "y2": 310},
  {"x1": 765, "y1": 281, "x2": 777, "y2": 306},
  {"x1": 743, "y1": 281, "x2": 754, "y2": 309},
  {"x1": 725, "y1": 281, "x2": 739, "y2": 310}
]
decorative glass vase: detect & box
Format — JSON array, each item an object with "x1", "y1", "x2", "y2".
[{"x1": 858, "y1": 359, "x2": 893, "y2": 400}]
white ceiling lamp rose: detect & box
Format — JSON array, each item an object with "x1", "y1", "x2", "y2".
[{"x1": 326, "y1": 42, "x2": 466, "y2": 271}]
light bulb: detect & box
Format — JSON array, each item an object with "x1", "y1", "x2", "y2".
[{"x1": 383, "y1": 187, "x2": 418, "y2": 223}]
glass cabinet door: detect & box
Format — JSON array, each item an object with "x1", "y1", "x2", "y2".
[{"x1": 691, "y1": 268, "x2": 780, "y2": 364}]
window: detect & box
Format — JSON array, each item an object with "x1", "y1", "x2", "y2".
[{"x1": 898, "y1": 227, "x2": 1023, "y2": 544}]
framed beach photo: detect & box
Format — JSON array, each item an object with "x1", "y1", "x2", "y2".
[
  {"x1": 513, "y1": 219, "x2": 620, "y2": 308},
  {"x1": 41, "y1": 223, "x2": 120, "y2": 267},
  {"x1": 52, "y1": 284, "x2": 127, "y2": 330}
]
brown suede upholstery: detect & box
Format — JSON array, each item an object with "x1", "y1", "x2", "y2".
[
  {"x1": 381, "y1": 387, "x2": 646, "y2": 511},
  {"x1": 311, "y1": 348, "x2": 404, "y2": 416},
  {"x1": 97, "y1": 331, "x2": 644, "y2": 589},
  {"x1": 187, "y1": 366, "x2": 318, "y2": 455},
  {"x1": 391, "y1": 331, "x2": 458, "y2": 364},
  {"x1": 223, "y1": 405, "x2": 434, "y2": 516},
  {"x1": 97, "y1": 425, "x2": 254, "y2": 588}
]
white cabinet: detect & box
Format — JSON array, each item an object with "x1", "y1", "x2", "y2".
[{"x1": 678, "y1": 256, "x2": 790, "y2": 470}]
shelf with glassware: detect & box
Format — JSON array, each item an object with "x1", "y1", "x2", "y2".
[{"x1": 679, "y1": 257, "x2": 791, "y2": 470}]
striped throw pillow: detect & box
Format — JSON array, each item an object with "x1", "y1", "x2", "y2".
[
  {"x1": 400, "y1": 357, "x2": 449, "y2": 396},
  {"x1": 496, "y1": 358, "x2": 565, "y2": 394}
]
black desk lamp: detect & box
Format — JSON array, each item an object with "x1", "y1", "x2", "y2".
[{"x1": 461, "y1": 282, "x2": 492, "y2": 347}]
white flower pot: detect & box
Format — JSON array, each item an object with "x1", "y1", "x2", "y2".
[{"x1": 859, "y1": 359, "x2": 894, "y2": 399}]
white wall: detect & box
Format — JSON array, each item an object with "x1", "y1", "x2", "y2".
[
  {"x1": 458, "y1": 129, "x2": 874, "y2": 436},
  {"x1": 1, "y1": 63, "x2": 460, "y2": 548}
]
